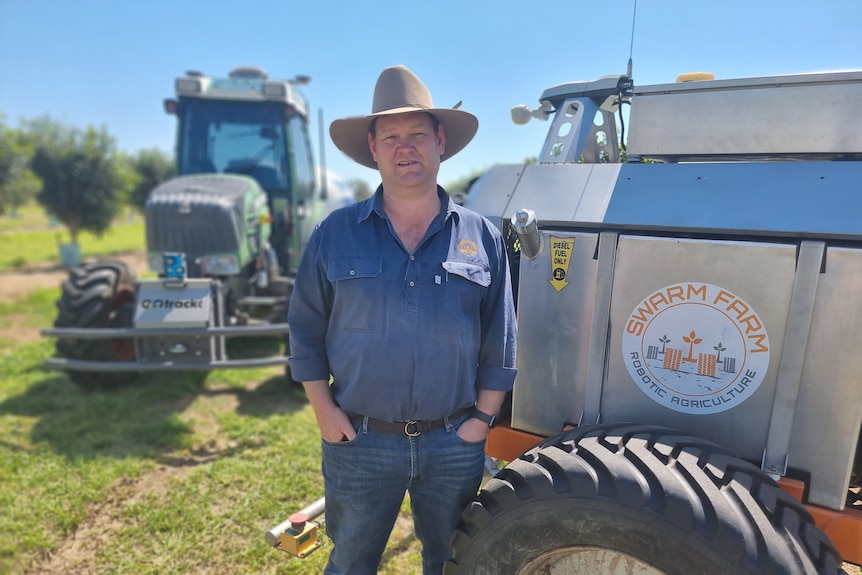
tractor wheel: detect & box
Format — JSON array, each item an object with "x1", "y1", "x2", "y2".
[
  {"x1": 445, "y1": 423, "x2": 842, "y2": 575},
  {"x1": 54, "y1": 260, "x2": 138, "y2": 390}
]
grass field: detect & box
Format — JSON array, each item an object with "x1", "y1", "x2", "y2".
[
  {"x1": 0, "y1": 327, "x2": 424, "y2": 574},
  {"x1": 0, "y1": 203, "x2": 145, "y2": 271},
  {"x1": 0, "y1": 208, "x2": 423, "y2": 574}
]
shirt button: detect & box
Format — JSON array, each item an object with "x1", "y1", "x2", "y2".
[
  {"x1": 409, "y1": 281, "x2": 415, "y2": 287},
  {"x1": 410, "y1": 255, "x2": 415, "y2": 260},
  {"x1": 349, "y1": 270, "x2": 355, "y2": 275}
]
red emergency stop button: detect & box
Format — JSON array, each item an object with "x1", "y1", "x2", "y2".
[{"x1": 289, "y1": 512, "x2": 308, "y2": 531}]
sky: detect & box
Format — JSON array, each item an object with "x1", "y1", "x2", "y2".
[{"x1": 1, "y1": 0, "x2": 860, "y2": 190}]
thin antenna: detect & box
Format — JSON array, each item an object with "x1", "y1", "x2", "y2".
[
  {"x1": 619, "y1": 0, "x2": 638, "y2": 154},
  {"x1": 627, "y1": 0, "x2": 638, "y2": 79}
]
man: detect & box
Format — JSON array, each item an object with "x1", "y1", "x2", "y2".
[{"x1": 287, "y1": 65, "x2": 517, "y2": 575}]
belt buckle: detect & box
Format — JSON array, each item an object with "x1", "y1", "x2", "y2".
[{"x1": 404, "y1": 420, "x2": 420, "y2": 436}]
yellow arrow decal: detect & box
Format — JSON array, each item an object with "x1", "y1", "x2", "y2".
[{"x1": 549, "y1": 236, "x2": 575, "y2": 292}]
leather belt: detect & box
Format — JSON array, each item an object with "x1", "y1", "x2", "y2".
[{"x1": 352, "y1": 406, "x2": 472, "y2": 436}]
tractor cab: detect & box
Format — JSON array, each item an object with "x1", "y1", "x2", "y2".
[{"x1": 162, "y1": 66, "x2": 320, "y2": 277}]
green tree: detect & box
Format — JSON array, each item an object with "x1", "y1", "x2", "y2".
[
  {"x1": 29, "y1": 119, "x2": 121, "y2": 244},
  {"x1": 348, "y1": 177, "x2": 373, "y2": 202},
  {"x1": 0, "y1": 117, "x2": 40, "y2": 214},
  {"x1": 127, "y1": 148, "x2": 175, "y2": 212},
  {"x1": 445, "y1": 168, "x2": 487, "y2": 196},
  {"x1": 113, "y1": 151, "x2": 139, "y2": 209}
]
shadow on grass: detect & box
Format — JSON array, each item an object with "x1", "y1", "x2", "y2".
[
  {"x1": 222, "y1": 336, "x2": 309, "y2": 417},
  {"x1": 0, "y1": 369, "x2": 308, "y2": 462},
  {"x1": 0, "y1": 370, "x2": 209, "y2": 460},
  {"x1": 231, "y1": 374, "x2": 308, "y2": 417}
]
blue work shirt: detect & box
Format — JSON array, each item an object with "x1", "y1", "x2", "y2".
[{"x1": 288, "y1": 186, "x2": 517, "y2": 422}]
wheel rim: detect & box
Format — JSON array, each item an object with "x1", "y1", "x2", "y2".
[{"x1": 516, "y1": 546, "x2": 668, "y2": 575}]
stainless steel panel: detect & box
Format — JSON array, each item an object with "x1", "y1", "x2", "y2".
[
  {"x1": 603, "y1": 236, "x2": 797, "y2": 463},
  {"x1": 628, "y1": 72, "x2": 862, "y2": 157},
  {"x1": 504, "y1": 163, "x2": 619, "y2": 224},
  {"x1": 512, "y1": 233, "x2": 800, "y2": 441},
  {"x1": 789, "y1": 246, "x2": 862, "y2": 509},
  {"x1": 511, "y1": 232, "x2": 599, "y2": 436},
  {"x1": 582, "y1": 232, "x2": 617, "y2": 425},
  {"x1": 763, "y1": 241, "x2": 825, "y2": 477},
  {"x1": 634, "y1": 70, "x2": 862, "y2": 94},
  {"x1": 462, "y1": 164, "x2": 525, "y2": 232}
]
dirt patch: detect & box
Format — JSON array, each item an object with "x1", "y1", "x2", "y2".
[
  {"x1": 0, "y1": 250, "x2": 148, "y2": 342},
  {"x1": 29, "y1": 465, "x2": 197, "y2": 575},
  {"x1": 0, "y1": 250, "x2": 148, "y2": 301},
  {"x1": 25, "y1": 384, "x2": 243, "y2": 575}
]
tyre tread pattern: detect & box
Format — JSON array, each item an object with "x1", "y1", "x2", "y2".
[
  {"x1": 53, "y1": 260, "x2": 138, "y2": 389},
  {"x1": 446, "y1": 423, "x2": 842, "y2": 575}
]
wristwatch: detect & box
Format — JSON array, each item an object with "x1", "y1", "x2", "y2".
[{"x1": 472, "y1": 408, "x2": 497, "y2": 428}]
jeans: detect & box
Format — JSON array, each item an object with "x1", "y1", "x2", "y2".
[{"x1": 321, "y1": 411, "x2": 485, "y2": 575}]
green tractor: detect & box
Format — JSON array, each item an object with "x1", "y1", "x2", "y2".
[{"x1": 43, "y1": 66, "x2": 342, "y2": 389}]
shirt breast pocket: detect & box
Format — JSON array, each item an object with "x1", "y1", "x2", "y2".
[
  {"x1": 327, "y1": 257, "x2": 384, "y2": 332},
  {"x1": 437, "y1": 261, "x2": 490, "y2": 334}
]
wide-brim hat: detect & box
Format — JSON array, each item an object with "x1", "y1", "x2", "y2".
[{"x1": 330, "y1": 65, "x2": 478, "y2": 170}]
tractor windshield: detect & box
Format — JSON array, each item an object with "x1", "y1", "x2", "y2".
[{"x1": 177, "y1": 99, "x2": 289, "y2": 192}]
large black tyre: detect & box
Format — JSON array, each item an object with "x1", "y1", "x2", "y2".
[
  {"x1": 446, "y1": 423, "x2": 842, "y2": 575},
  {"x1": 54, "y1": 260, "x2": 138, "y2": 390}
]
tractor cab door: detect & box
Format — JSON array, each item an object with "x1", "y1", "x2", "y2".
[
  {"x1": 176, "y1": 99, "x2": 296, "y2": 272},
  {"x1": 284, "y1": 113, "x2": 318, "y2": 275}
]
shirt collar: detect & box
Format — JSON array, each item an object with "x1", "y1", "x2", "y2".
[{"x1": 357, "y1": 184, "x2": 461, "y2": 224}]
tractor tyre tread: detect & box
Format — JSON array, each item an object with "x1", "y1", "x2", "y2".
[
  {"x1": 445, "y1": 423, "x2": 842, "y2": 575},
  {"x1": 53, "y1": 259, "x2": 138, "y2": 390}
]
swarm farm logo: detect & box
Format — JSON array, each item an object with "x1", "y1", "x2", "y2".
[
  {"x1": 622, "y1": 282, "x2": 769, "y2": 414},
  {"x1": 458, "y1": 239, "x2": 478, "y2": 257}
]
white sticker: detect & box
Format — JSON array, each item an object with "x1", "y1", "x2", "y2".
[{"x1": 621, "y1": 282, "x2": 769, "y2": 414}]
